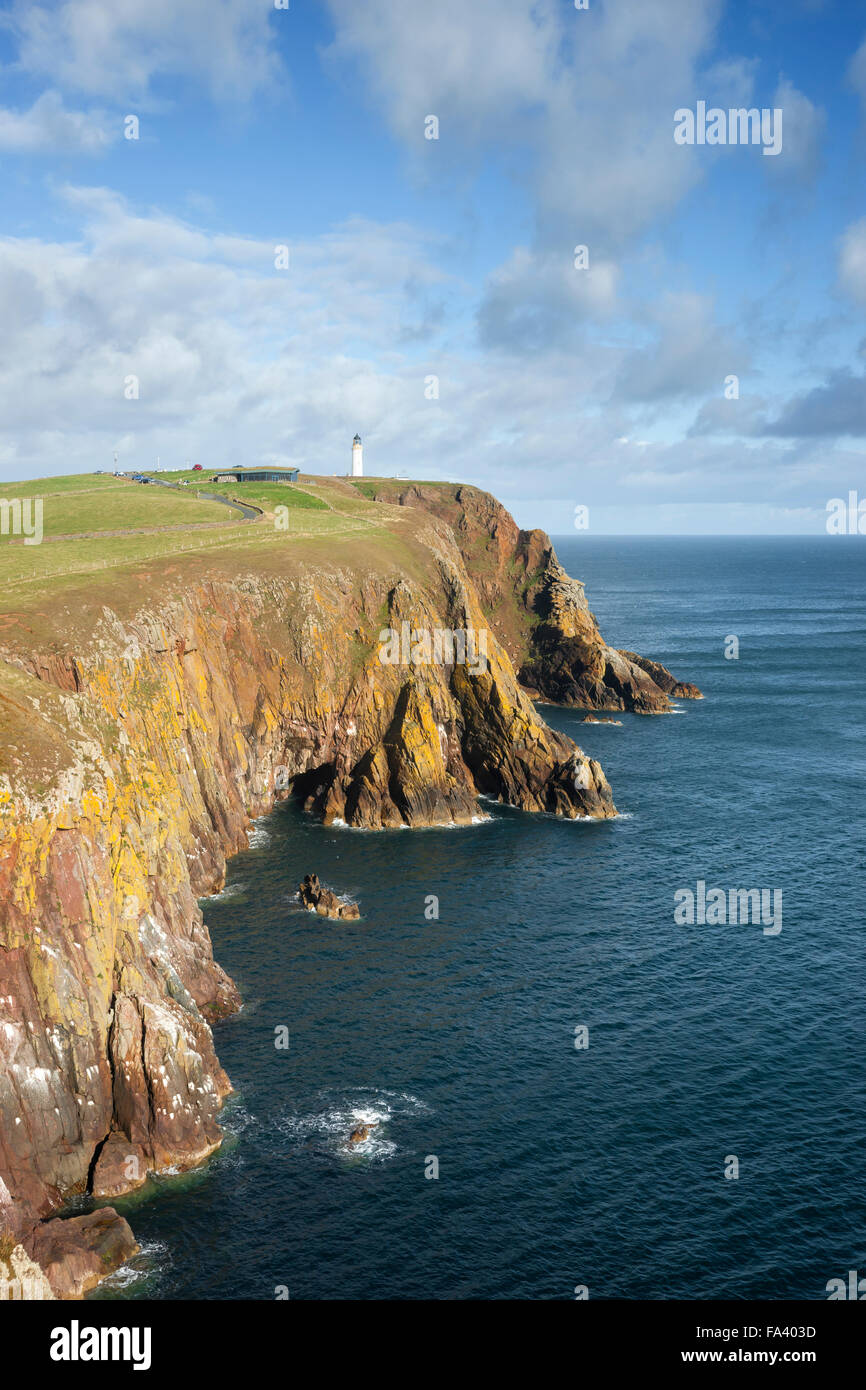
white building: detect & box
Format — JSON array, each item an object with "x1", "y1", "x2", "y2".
[{"x1": 352, "y1": 434, "x2": 363, "y2": 477}]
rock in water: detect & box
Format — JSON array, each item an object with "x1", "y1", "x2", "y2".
[
  {"x1": 23, "y1": 1209, "x2": 138, "y2": 1300},
  {"x1": 299, "y1": 874, "x2": 360, "y2": 920}
]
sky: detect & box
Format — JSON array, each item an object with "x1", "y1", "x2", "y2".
[{"x1": 0, "y1": 0, "x2": 865, "y2": 534}]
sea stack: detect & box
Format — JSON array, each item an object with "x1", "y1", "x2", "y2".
[{"x1": 299, "y1": 874, "x2": 361, "y2": 920}]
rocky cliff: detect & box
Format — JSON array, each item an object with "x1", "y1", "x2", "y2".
[
  {"x1": 0, "y1": 481, "x2": 696, "y2": 1297},
  {"x1": 354, "y1": 482, "x2": 701, "y2": 713}
]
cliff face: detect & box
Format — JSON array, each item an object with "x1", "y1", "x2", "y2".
[
  {"x1": 356, "y1": 482, "x2": 702, "y2": 713},
  {"x1": 0, "y1": 488, "x2": 629, "y2": 1296}
]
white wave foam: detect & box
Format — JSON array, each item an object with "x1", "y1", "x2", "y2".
[
  {"x1": 95, "y1": 1239, "x2": 171, "y2": 1292},
  {"x1": 278, "y1": 1088, "x2": 430, "y2": 1164},
  {"x1": 218, "y1": 1097, "x2": 257, "y2": 1138}
]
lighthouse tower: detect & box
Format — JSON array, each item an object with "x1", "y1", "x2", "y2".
[{"x1": 352, "y1": 433, "x2": 363, "y2": 477}]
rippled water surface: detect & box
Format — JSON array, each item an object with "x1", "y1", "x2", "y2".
[{"x1": 91, "y1": 537, "x2": 866, "y2": 1300}]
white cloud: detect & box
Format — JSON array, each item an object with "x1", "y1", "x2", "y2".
[
  {"x1": 614, "y1": 292, "x2": 747, "y2": 403},
  {"x1": 5, "y1": 0, "x2": 281, "y2": 102},
  {"x1": 477, "y1": 246, "x2": 620, "y2": 352},
  {"x1": 324, "y1": 0, "x2": 554, "y2": 145},
  {"x1": 838, "y1": 219, "x2": 866, "y2": 305},
  {"x1": 0, "y1": 90, "x2": 112, "y2": 153},
  {"x1": 323, "y1": 0, "x2": 735, "y2": 364},
  {"x1": 848, "y1": 33, "x2": 866, "y2": 109},
  {"x1": 701, "y1": 57, "x2": 758, "y2": 109},
  {"x1": 0, "y1": 188, "x2": 855, "y2": 533},
  {"x1": 325, "y1": 0, "x2": 721, "y2": 249},
  {"x1": 766, "y1": 78, "x2": 825, "y2": 181},
  {"x1": 0, "y1": 188, "x2": 464, "y2": 477}
]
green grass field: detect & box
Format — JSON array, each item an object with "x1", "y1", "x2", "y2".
[
  {"x1": 144, "y1": 470, "x2": 328, "y2": 512},
  {"x1": 2, "y1": 483, "x2": 233, "y2": 537},
  {"x1": 0, "y1": 470, "x2": 417, "y2": 601},
  {"x1": 0, "y1": 474, "x2": 122, "y2": 499}
]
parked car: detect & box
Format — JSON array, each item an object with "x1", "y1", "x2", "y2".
[{"x1": 192, "y1": 463, "x2": 203, "y2": 471}]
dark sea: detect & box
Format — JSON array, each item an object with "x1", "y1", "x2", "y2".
[{"x1": 91, "y1": 537, "x2": 866, "y2": 1301}]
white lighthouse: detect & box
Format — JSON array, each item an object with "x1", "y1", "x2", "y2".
[{"x1": 352, "y1": 433, "x2": 363, "y2": 477}]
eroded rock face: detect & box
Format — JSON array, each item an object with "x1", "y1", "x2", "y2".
[
  {"x1": 107, "y1": 988, "x2": 230, "y2": 1178},
  {"x1": 284, "y1": 543, "x2": 615, "y2": 827},
  {"x1": 298, "y1": 874, "x2": 360, "y2": 920},
  {"x1": 0, "y1": 483, "x2": 632, "y2": 1293},
  {"x1": 357, "y1": 482, "x2": 701, "y2": 714},
  {"x1": 503, "y1": 554, "x2": 699, "y2": 713}
]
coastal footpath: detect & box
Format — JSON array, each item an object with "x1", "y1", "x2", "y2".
[{"x1": 0, "y1": 479, "x2": 699, "y2": 1297}]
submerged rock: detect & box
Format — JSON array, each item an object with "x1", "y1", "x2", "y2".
[{"x1": 299, "y1": 874, "x2": 360, "y2": 920}]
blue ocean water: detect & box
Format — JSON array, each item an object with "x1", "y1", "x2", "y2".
[{"x1": 92, "y1": 537, "x2": 866, "y2": 1301}]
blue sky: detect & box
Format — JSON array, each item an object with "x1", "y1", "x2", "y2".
[{"x1": 0, "y1": 0, "x2": 864, "y2": 533}]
